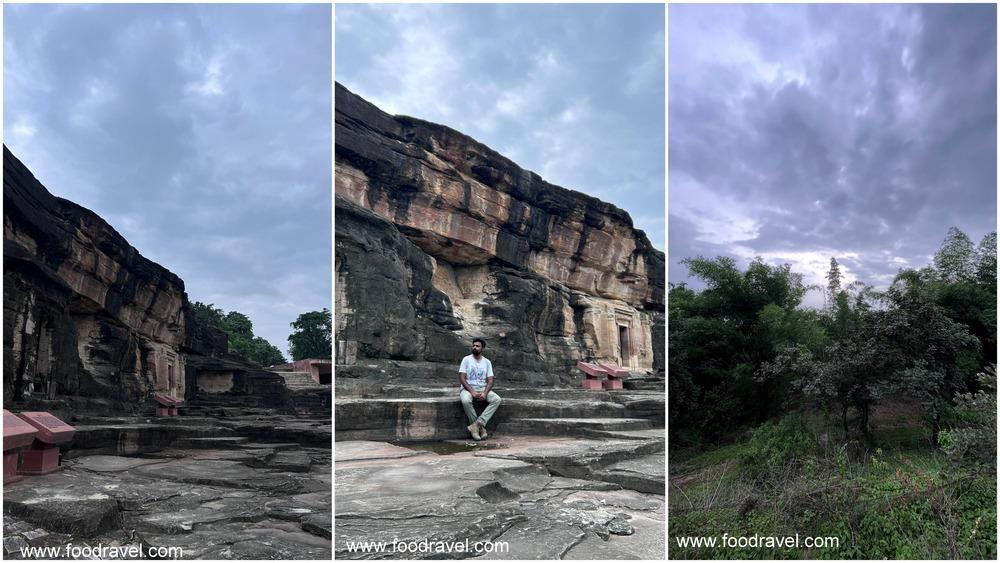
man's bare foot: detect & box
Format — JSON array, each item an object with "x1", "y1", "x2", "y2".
[
  {"x1": 478, "y1": 421, "x2": 488, "y2": 439},
  {"x1": 467, "y1": 422, "x2": 482, "y2": 440}
]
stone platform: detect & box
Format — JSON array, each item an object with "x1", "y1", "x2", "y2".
[
  {"x1": 335, "y1": 384, "x2": 665, "y2": 442},
  {"x1": 3, "y1": 415, "x2": 331, "y2": 560},
  {"x1": 335, "y1": 436, "x2": 664, "y2": 559}
]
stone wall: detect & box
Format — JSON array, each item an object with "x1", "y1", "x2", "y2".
[
  {"x1": 335, "y1": 84, "x2": 664, "y2": 385},
  {"x1": 3, "y1": 145, "x2": 292, "y2": 413}
]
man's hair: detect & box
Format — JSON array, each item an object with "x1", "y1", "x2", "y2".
[{"x1": 472, "y1": 337, "x2": 486, "y2": 348}]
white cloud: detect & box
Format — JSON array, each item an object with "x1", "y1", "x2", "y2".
[{"x1": 670, "y1": 172, "x2": 760, "y2": 245}]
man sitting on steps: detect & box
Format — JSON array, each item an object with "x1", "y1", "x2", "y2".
[{"x1": 459, "y1": 337, "x2": 502, "y2": 440}]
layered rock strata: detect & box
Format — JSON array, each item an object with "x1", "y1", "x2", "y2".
[
  {"x1": 335, "y1": 83, "x2": 664, "y2": 384},
  {"x1": 3, "y1": 146, "x2": 292, "y2": 414}
]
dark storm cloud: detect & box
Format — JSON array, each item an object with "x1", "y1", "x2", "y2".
[
  {"x1": 669, "y1": 4, "x2": 996, "y2": 303},
  {"x1": 4, "y1": 4, "x2": 332, "y2": 353}
]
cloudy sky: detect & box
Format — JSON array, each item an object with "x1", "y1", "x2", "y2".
[
  {"x1": 670, "y1": 4, "x2": 996, "y2": 306},
  {"x1": 4, "y1": 4, "x2": 331, "y2": 355},
  {"x1": 336, "y1": 4, "x2": 665, "y2": 250}
]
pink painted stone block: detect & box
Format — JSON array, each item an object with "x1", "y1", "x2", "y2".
[
  {"x1": 4, "y1": 410, "x2": 38, "y2": 451},
  {"x1": 597, "y1": 362, "x2": 629, "y2": 379},
  {"x1": 154, "y1": 393, "x2": 181, "y2": 407},
  {"x1": 17, "y1": 412, "x2": 75, "y2": 445},
  {"x1": 602, "y1": 379, "x2": 624, "y2": 390},
  {"x1": 577, "y1": 362, "x2": 609, "y2": 379},
  {"x1": 581, "y1": 379, "x2": 604, "y2": 390},
  {"x1": 4, "y1": 451, "x2": 22, "y2": 483},
  {"x1": 20, "y1": 444, "x2": 61, "y2": 475}
]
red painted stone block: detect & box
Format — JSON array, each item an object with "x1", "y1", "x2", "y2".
[
  {"x1": 597, "y1": 362, "x2": 630, "y2": 379},
  {"x1": 602, "y1": 379, "x2": 624, "y2": 390},
  {"x1": 20, "y1": 444, "x2": 61, "y2": 475},
  {"x1": 154, "y1": 393, "x2": 183, "y2": 416},
  {"x1": 4, "y1": 410, "x2": 38, "y2": 484},
  {"x1": 154, "y1": 393, "x2": 179, "y2": 407},
  {"x1": 4, "y1": 451, "x2": 22, "y2": 483},
  {"x1": 16, "y1": 412, "x2": 75, "y2": 476},
  {"x1": 577, "y1": 362, "x2": 610, "y2": 379},
  {"x1": 4, "y1": 410, "x2": 38, "y2": 451},
  {"x1": 17, "y1": 412, "x2": 75, "y2": 445}
]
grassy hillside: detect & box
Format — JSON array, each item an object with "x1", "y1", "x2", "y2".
[{"x1": 668, "y1": 405, "x2": 996, "y2": 559}]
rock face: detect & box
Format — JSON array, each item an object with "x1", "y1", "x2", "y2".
[
  {"x1": 3, "y1": 146, "x2": 291, "y2": 413},
  {"x1": 335, "y1": 83, "x2": 664, "y2": 384}
]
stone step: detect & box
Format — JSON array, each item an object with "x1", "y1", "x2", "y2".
[
  {"x1": 623, "y1": 377, "x2": 665, "y2": 391},
  {"x1": 475, "y1": 436, "x2": 665, "y2": 485},
  {"x1": 337, "y1": 384, "x2": 662, "y2": 402},
  {"x1": 279, "y1": 371, "x2": 323, "y2": 390},
  {"x1": 500, "y1": 418, "x2": 654, "y2": 436},
  {"x1": 335, "y1": 396, "x2": 642, "y2": 443},
  {"x1": 173, "y1": 436, "x2": 252, "y2": 449},
  {"x1": 592, "y1": 454, "x2": 665, "y2": 494}
]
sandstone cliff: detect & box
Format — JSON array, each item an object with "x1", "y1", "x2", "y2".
[
  {"x1": 3, "y1": 145, "x2": 292, "y2": 413},
  {"x1": 335, "y1": 83, "x2": 664, "y2": 385}
]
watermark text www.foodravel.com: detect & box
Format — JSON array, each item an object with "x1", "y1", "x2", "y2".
[
  {"x1": 346, "y1": 538, "x2": 509, "y2": 556},
  {"x1": 675, "y1": 533, "x2": 840, "y2": 550},
  {"x1": 17, "y1": 543, "x2": 184, "y2": 559}
]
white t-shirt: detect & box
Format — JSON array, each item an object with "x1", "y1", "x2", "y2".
[{"x1": 459, "y1": 354, "x2": 494, "y2": 389}]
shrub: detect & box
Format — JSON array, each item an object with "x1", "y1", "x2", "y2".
[{"x1": 738, "y1": 415, "x2": 817, "y2": 479}]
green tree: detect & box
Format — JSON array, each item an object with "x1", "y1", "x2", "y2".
[
  {"x1": 934, "y1": 227, "x2": 976, "y2": 283},
  {"x1": 826, "y1": 257, "x2": 842, "y2": 309},
  {"x1": 975, "y1": 231, "x2": 997, "y2": 287},
  {"x1": 223, "y1": 311, "x2": 254, "y2": 340},
  {"x1": 190, "y1": 302, "x2": 225, "y2": 329},
  {"x1": 669, "y1": 257, "x2": 824, "y2": 441},
  {"x1": 189, "y1": 303, "x2": 286, "y2": 367},
  {"x1": 288, "y1": 308, "x2": 332, "y2": 361},
  {"x1": 249, "y1": 337, "x2": 287, "y2": 367},
  {"x1": 788, "y1": 269, "x2": 978, "y2": 438}
]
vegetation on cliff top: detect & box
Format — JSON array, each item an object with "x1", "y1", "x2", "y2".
[
  {"x1": 190, "y1": 303, "x2": 286, "y2": 366},
  {"x1": 288, "y1": 308, "x2": 332, "y2": 361}
]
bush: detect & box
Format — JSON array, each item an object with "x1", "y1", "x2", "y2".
[
  {"x1": 738, "y1": 415, "x2": 817, "y2": 479},
  {"x1": 938, "y1": 364, "x2": 996, "y2": 465}
]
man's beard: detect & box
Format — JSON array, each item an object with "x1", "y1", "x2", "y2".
[{"x1": 472, "y1": 349, "x2": 480, "y2": 357}]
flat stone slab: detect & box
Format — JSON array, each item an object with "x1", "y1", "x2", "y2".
[
  {"x1": 268, "y1": 451, "x2": 313, "y2": 473},
  {"x1": 4, "y1": 415, "x2": 331, "y2": 559},
  {"x1": 335, "y1": 440, "x2": 434, "y2": 462},
  {"x1": 70, "y1": 455, "x2": 172, "y2": 472},
  {"x1": 4, "y1": 491, "x2": 120, "y2": 536},
  {"x1": 335, "y1": 440, "x2": 664, "y2": 560},
  {"x1": 476, "y1": 436, "x2": 663, "y2": 482},
  {"x1": 593, "y1": 454, "x2": 665, "y2": 494},
  {"x1": 137, "y1": 494, "x2": 266, "y2": 533},
  {"x1": 237, "y1": 442, "x2": 300, "y2": 451},
  {"x1": 133, "y1": 459, "x2": 304, "y2": 492},
  {"x1": 477, "y1": 515, "x2": 586, "y2": 559},
  {"x1": 300, "y1": 512, "x2": 331, "y2": 539},
  {"x1": 173, "y1": 436, "x2": 250, "y2": 449}
]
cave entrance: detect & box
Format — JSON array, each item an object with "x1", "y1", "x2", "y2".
[{"x1": 618, "y1": 325, "x2": 630, "y2": 367}]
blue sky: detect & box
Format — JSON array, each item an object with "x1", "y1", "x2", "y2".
[
  {"x1": 336, "y1": 3, "x2": 665, "y2": 250},
  {"x1": 4, "y1": 4, "x2": 332, "y2": 355},
  {"x1": 670, "y1": 4, "x2": 996, "y2": 306}
]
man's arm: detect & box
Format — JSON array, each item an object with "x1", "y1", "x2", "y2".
[
  {"x1": 459, "y1": 372, "x2": 479, "y2": 397},
  {"x1": 482, "y1": 360, "x2": 494, "y2": 397}
]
